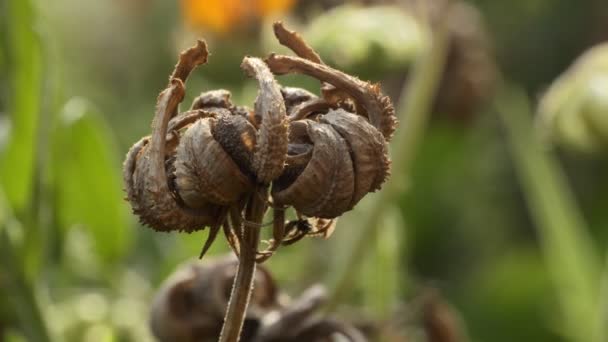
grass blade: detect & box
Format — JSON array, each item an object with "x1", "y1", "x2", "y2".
[{"x1": 0, "y1": 0, "x2": 42, "y2": 212}]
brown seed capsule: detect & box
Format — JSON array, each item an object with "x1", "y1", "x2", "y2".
[
  {"x1": 241, "y1": 57, "x2": 288, "y2": 184},
  {"x1": 173, "y1": 116, "x2": 254, "y2": 208},
  {"x1": 123, "y1": 80, "x2": 224, "y2": 232},
  {"x1": 266, "y1": 23, "x2": 394, "y2": 219},
  {"x1": 150, "y1": 256, "x2": 280, "y2": 342},
  {"x1": 273, "y1": 120, "x2": 355, "y2": 218},
  {"x1": 320, "y1": 109, "x2": 390, "y2": 206},
  {"x1": 123, "y1": 22, "x2": 397, "y2": 262}
]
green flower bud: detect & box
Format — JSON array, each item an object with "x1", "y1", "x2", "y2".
[
  {"x1": 538, "y1": 43, "x2": 608, "y2": 152},
  {"x1": 303, "y1": 5, "x2": 429, "y2": 78}
]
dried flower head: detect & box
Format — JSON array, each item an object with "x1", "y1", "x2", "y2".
[
  {"x1": 150, "y1": 255, "x2": 367, "y2": 342},
  {"x1": 122, "y1": 22, "x2": 397, "y2": 261}
]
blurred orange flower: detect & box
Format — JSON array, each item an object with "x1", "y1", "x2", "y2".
[
  {"x1": 254, "y1": 0, "x2": 296, "y2": 17},
  {"x1": 181, "y1": 0, "x2": 296, "y2": 34}
]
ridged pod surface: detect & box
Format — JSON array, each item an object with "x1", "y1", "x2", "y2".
[
  {"x1": 174, "y1": 118, "x2": 253, "y2": 208},
  {"x1": 241, "y1": 57, "x2": 288, "y2": 184},
  {"x1": 321, "y1": 109, "x2": 390, "y2": 206},
  {"x1": 273, "y1": 120, "x2": 355, "y2": 218},
  {"x1": 123, "y1": 80, "x2": 222, "y2": 232}
]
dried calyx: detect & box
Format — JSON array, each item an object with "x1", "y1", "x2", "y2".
[{"x1": 123, "y1": 22, "x2": 397, "y2": 261}]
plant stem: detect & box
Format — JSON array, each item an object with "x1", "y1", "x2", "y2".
[
  {"x1": 600, "y1": 253, "x2": 608, "y2": 342},
  {"x1": 219, "y1": 185, "x2": 268, "y2": 342},
  {"x1": 326, "y1": 12, "x2": 449, "y2": 311},
  {"x1": 495, "y1": 86, "x2": 601, "y2": 342}
]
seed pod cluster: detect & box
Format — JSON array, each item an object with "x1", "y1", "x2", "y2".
[
  {"x1": 123, "y1": 22, "x2": 397, "y2": 260},
  {"x1": 150, "y1": 256, "x2": 367, "y2": 342}
]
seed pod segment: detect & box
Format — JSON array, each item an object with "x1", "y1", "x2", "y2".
[{"x1": 241, "y1": 57, "x2": 288, "y2": 184}]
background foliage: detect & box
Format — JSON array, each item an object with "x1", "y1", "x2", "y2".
[{"x1": 1, "y1": 0, "x2": 607, "y2": 341}]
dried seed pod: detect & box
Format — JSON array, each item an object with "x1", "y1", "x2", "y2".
[
  {"x1": 241, "y1": 57, "x2": 288, "y2": 184},
  {"x1": 320, "y1": 109, "x2": 390, "y2": 206},
  {"x1": 151, "y1": 256, "x2": 368, "y2": 342},
  {"x1": 173, "y1": 116, "x2": 255, "y2": 208},
  {"x1": 273, "y1": 120, "x2": 355, "y2": 218},
  {"x1": 124, "y1": 79, "x2": 223, "y2": 232},
  {"x1": 123, "y1": 40, "x2": 260, "y2": 235},
  {"x1": 271, "y1": 109, "x2": 390, "y2": 218},
  {"x1": 266, "y1": 23, "x2": 394, "y2": 220},
  {"x1": 123, "y1": 23, "x2": 397, "y2": 263},
  {"x1": 150, "y1": 256, "x2": 279, "y2": 342}
]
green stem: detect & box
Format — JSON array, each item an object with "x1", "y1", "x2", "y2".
[
  {"x1": 325, "y1": 15, "x2": 449, "y2": 311},
  {"x1": 495, "y1": 86, "x2": 601, "y2": 342},
  {"x1": 600, "y1": 253, "x2": 608, "y2": 342}
]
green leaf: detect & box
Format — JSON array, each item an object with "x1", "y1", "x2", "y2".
[
  {"x1": 0, "y1": 0, "x2": 42, "y2": 212},
  {"x1": 0, "y1": 189, "x2": 7, "y2": 230},
  {"x1": 496, "y1": 86, "x2": 602, "y2": 342},
  {"x1": 52, "y1": 98, "x2": 132, "y2": 264}
]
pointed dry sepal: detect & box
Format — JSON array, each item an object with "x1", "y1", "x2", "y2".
[
  {"x1": 273, "y1": 21, "x2": 323, "y2": 64},
  {"x1": 265, "y1": 53, "x2": 398, "y2": 141},
  {"x1": 171, "y1": 40, "x2": 209, "y2": 83},
  {"x1": 241, "y1": 56, "x2": 288, "y2": 183},
  {"x1": 272, "y1": 21, "x2": 359, "y2": 121}
]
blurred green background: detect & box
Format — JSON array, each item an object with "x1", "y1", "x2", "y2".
[{"x1": 1, "y1": 0, "x2": 608, "y2": 341}]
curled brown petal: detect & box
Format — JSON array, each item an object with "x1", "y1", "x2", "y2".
[
  {"x1": 168, "y1": 40, "x2": 210, "y2": 119},
  {"x1": 273, "y1": 21, "x2": 323, "y2": 64},
  {"x1": 289, "y1": 98, "x2": 332, "y2": 122},
  {"x1": 241, "y1": 56, "x2": 288, "y2": 183},
  {"x1": 281, "y1": 87, "x2": 317, "y2": 107},
  {"x1": 265, "y1": 53, "x2": 397, "y2": 140},
  {"x1": 167, "y1": 109, "x2": 216, "y2": 132},
  {"x1": 273, "y1": 22, "x2": 354, "y2": 115},
  {"x1": 272, "y1": 120, "x2": 354, "y2": 218},
  {"x1": 321, "y1": 109, "x2": 390, "y2": 206},
  {"x1": 170, "y1": 40, "x2": 209, "y2": 84}
]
